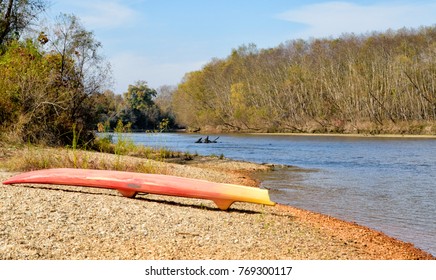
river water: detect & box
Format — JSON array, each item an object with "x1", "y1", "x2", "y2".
[{"x1": 118, "y1": 132, "x2": 435, "y2": 256}]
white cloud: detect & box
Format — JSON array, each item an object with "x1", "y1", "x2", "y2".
[
  {"x1": 57, "y1": 0, "x2": 139, "y2": 29},
  {"x1": 110, "y1": 52, "x2": 206, "y2": 93},
  {"x1": 278, "y1": 1, "x2": 436, "y2": 38}
]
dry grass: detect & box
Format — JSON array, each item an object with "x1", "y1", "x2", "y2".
[
  {"x1": 0, "y1": 143, "x2": 260, "y2": 186},
  {"x1": 0, "y1": 145, "x2": 164, "y2": 174},
  {"x1": 93, "y1": 134, "x2": 196, "y2": 161},
  {"x1": 0, "y1": 130, "x2": 198, "y2": 175}
]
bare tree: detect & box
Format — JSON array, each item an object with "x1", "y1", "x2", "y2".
[{"x1": 172, "y1": 26, "x2": 436, "y2": 134}]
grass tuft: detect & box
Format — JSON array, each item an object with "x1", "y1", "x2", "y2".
[{"x1": 0, "y1": 146, "x2": 162, "y2": 174}]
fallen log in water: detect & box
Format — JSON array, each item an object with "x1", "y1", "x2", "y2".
[{"x1": 195, "y1": 136, "x2": 220, "y2": 143}]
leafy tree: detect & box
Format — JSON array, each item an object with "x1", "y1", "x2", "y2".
[
  {"x1": 41, "y1": 13, "x2": 111, "y2": 144},
  {"x1": 0, "y1": 0, "x2": 47, "y2": 46},
  {"x1": 124, "y1": 80, "x2": 156, "y2": 110},
  {"x1": 93, "y1": 83, "x2": 180, "y2": 132},
  {"x1": 93, "y1": 90, "x2": 124, "y2": 130},
  {"x1": 0, "y1": 39, "x2": 61, "y2": 142},
  {"x1": 0, "y1": 13, "x2": 112, "y2": 145},
  {"x1": 121, "y1": 80, "x2": 161, "y2": 130}
]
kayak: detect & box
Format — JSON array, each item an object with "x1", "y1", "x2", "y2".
[{"x1": 2, "y1": 168, "x2": 275, "y2": 210}]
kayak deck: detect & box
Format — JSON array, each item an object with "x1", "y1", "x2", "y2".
[{"x1": 2, "y1": 168, "x2": 276, "y2": 210}]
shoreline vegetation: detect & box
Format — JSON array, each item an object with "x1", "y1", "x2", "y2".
[
  {"x1": 0, "y1": 141, "x2": 434, "y2": 260},
  {"x1": 172, "y1": 27, "x2": 436, "y2": 136},
  {"x1": 247, "y1": 132, "x2": 436, "y2": 138}
]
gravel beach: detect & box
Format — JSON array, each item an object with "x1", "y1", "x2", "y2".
[{"x1": 0, "y1": 152, "x2": 434, "y2": 260}]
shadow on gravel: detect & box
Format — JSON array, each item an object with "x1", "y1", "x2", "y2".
[{"x1": 2, "y1": 183, "x2": 292, "y2": 216}]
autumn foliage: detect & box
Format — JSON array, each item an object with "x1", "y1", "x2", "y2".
[
  {"x1": 0, "y1": 13, "x2": 110, "y2": 145},
  {"x1": 172, "y1": 27, "x2": 436, "y2": 134}
]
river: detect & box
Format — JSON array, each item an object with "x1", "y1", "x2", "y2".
[{"x1": 114, "y1": 132, "x2": 435, "y2": 256}]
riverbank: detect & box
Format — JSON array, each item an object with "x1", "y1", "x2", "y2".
[
  {"x1": 0, "y1": 146, "x2": 434, "y2": 260},
  {"x1": 249, "y1": 132, "x2": 436, "y2": 139}
]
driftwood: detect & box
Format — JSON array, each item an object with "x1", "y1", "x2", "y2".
[{"x1": 195, "y1": 136, "x2": 219, "y2": 143}]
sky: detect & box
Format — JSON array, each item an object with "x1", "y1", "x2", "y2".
[{"x1": 47, "y1": 0, "x2": 436, "y2": 94}]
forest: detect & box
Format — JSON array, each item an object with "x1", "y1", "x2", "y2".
[
  {"x1": 1, "y1": 1, "x2": 435, "y2": 149},
  {"x1": 172, "y1": 26, "x2": 435, "y2": 134},
  {"x1": 0, "y1": 0, "x2": 171, "y2": 146}
]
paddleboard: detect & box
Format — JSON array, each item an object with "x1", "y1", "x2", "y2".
[{"x1": 2, "y1": 168, "x2": 275, "y2": 210}]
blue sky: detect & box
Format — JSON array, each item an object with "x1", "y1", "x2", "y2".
[{"x1": 47, "y1": 0, "x2": 436, "y2": 94}]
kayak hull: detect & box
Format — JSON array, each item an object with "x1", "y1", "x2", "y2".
[{"x1": 2, "y1": 168, "x2": 275, "y2": 210}]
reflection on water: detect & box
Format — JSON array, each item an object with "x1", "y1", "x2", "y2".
[{"x1": 109, "y1": 132, "x2": 436, "y2": 256}]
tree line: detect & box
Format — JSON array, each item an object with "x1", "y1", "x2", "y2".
[
  {"x1": 171, "y1": 26, "x2": 436, "y2": 134},
  {"x1": 1, "y1": 1, "x2": 434, "y2": 146},
  {"x1": 0, "y1": 0, "x2": 172, "y2": 146},
  {"x1": 94, "y1": 82, "x2": 176, "y2": 133}
]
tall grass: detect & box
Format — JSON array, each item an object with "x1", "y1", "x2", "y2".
[
  {"x1": 0, "y1": 146, "x2": 163, "y2": 174},
  {"x1": 93, "y1": 120, "x2": 192, "y2": 162},
  {"x1": 0, "y1": 120, "x2": 194, "y2": 173}
]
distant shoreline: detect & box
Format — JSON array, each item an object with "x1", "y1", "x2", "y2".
[
  {"x1": 100, "y1": 129, "x2": 436, "y2": 139},
  {"x1": 247, "y1": 132, "x2": 436, "y2": 139}
]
